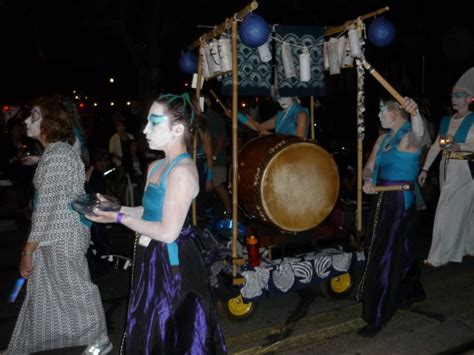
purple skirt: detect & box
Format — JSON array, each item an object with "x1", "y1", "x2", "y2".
[
  {"x1": 357, "y1": 181, "x2": 424, "y2": 326},
  {"x1": 123, "y1": 227, "x2": 227, "y2": 354}
]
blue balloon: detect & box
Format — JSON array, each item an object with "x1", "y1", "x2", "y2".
[
  {"x1": 179, "y1": 51, "x2": 197, "y2": 75},
  {"x1": 368, "y1": 17, "x2": 396, "y2": 47},
  {"x1": 240, "y1": 13, "x2": 271, "y2": 48}
]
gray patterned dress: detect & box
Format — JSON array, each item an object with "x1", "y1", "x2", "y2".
[{"x1": 7, "y1": 142, "x2": 107, "y2": 354}]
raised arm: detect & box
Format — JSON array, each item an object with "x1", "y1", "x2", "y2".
[{"x1": 402, "y1": 97, "x2": 424, "y2": 148}]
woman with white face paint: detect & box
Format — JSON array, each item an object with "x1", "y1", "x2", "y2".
[
  {"x1": 357, "y1": 96, "x2": 426, "y2": 337},
  {"x1": 86, "y1": 93, "x2": 227, "y2": 354},
  {"x1": 226, "y1": 96, "x2": 309, "y2": 138},
  {"x1": 418, "y1": 67, "x2": 474, "y2": 268},
  {"x1": 6, "y1": 97, "x2": 111, "y2": 354}
]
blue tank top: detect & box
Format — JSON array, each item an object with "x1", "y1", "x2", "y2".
[
  {"x1": 275, "y1": 103, "x2": 309, "y2": 137},
  {"x1": 141, "y1": 153, "x2": 191, "y2": 265},
  {"x1": 373, "y1": 121, "x2": 421, "y2": 209}
]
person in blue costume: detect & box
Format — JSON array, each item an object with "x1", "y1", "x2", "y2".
[
  {"x1": 232, "y1": 97, "x2": 309, "y2": 138},
  {"x1": 356, "y1": 96, "x2": 426, "y2": 337},
  {"x1": 86, "y1": 93, "x2": 227, "y2": 354}
]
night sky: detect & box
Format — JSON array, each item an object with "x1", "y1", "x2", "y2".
[{"x1": 1, "y1": 0, "x2": 473, "y2": 110}]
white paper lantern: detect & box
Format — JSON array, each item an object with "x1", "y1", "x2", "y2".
[
  {"x1": 323, "y1": 42, "x2": 329, "y2": 71},
  {"x1": 282, "y1": 42, "x2": 296, "y2": 78},
  {"x1": 337, "y1": 36, "x2": 347, "y2": 69},
  {"x1": 208, "y1": 40, "x2": 221, "y2": 74},
  {"x1": 342, "y1": 38, "x2": 354, "y2": 68},
  {"x1": 199, "y1": 46, "x2": 210, "y2": 78},
  {"x1": 299, "y1": 47, "x2": 311, "y2": 82},
  {"x1": 328, "y1": 37, "x2": 340, "y2": 75},
  {"x1": 203, "y1": 43, "x2": 215, "y2": 76},
  {"x1": 348, "y1": 28, "x2": 363, "y2": 58},
  {"x1": 257, "y1": 40, "x2": 272, "y2": 62},
  {"x1": 218, "y1": 37, "x2": 232, "y2": 72}
]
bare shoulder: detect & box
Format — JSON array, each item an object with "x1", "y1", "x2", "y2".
[{"x1": 168, "y1": 158, "x2": 199, "y2": 188}]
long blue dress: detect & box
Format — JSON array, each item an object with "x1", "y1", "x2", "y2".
[
  {"x1": 123, "y1": 153, "x2": 227, "y2": 354},
  {"x1": 357, "y1": 122, "x2": 426, "y2": 327}
]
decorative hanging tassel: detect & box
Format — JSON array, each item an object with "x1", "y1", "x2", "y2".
[
  {"x1": 299, "y1": 47, "x2": 311, "y2": 82},
  {"x1": 282, "y1": 42, "x2": 296, "y2": 78},
  {"x1": 218, "y1": 37, "x2": 232, "y2": 72},
  {"x1": 258, "y1": 40, "x2": 272, "y2": 62},
  {"x1": 199, "y1": 46, "x2": 210, "y2": 78},
  {"x1": 208, "y1": 40, "x2": 221, "y2": 74},
  {"x1": 327, "y1": 37, "x2": 340, "y2": 75}
]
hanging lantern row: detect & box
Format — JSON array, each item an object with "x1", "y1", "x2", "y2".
[
  {"x1": 199, "y1": 36, "x2": 233, "y2": 79},
  {"x1": 179, "y1": 11, "x2": 273, "y2": 76},
  {"x1": 324, "y1": 27, "x2": 363, "y2": 76}
]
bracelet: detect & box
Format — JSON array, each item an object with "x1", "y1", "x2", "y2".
[
  {"x1": 116, "y1": 212, "x2": 124, "y2": 224},
  {"x1": 22, "y1": 251, "x2": 33, "y2": 257},
  {"x1": 422, "y1": 168, "x2": 429, "y2": 173},
  {"x1": 363, "y1": 177, "x2": 373, "y2": 184}
]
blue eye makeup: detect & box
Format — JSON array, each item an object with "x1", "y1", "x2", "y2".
[
  {"x1": 451, "y1": 92, "x2": 468, "y2": 99},
  {"x1": 148, "y1": 114, "x2": 169, "y2": 125}
]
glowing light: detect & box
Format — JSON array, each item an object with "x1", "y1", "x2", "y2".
[
  {"x1": 110, "y1": 102, "x2": 115, "y2": 106},
  {"x1": 184, "y1": 82, "x2": 189, "y2": 87},
  {"x1": 74, "y1": 95, "x2": 80, "y2": 100},
  {"x1": 241, "y1": 102, "x2": 247, "y2": 108},
  {"x1": 93, "y1": 102, "x2": 98, "y2": 107},
  {"x1": 126, "y1": 101, "x2": 131, "y2": 106},
  {"x1": 72, "y1": 90, "x2": 76, "y2": 94},
  {"x1": 109, "y1": 77, "x2": 115, "y2": 83},
  {"x1": 79, "y1": 102, "x2": 85, "y2": 109}
]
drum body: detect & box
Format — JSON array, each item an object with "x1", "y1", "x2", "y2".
[{"x1": 238, "y1": 135, "x2": 339, "y2": 232}]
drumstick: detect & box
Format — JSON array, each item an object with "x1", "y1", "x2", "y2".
[
  {"x1": 374, "y1": 184, "x2": 411, "y2": 192},
  {"x1": 361, "y1": 60, "x2": 417, "y2": 116},
  {"x1": 209, "y1": 89, "x2": 263, "y2": 134}
]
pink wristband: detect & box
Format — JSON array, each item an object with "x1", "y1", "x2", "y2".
[{"x1": 116, "y1": 212, "x2": 124, "y2": 224}]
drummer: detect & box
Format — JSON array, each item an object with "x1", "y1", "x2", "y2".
[
  {"x1": 356, "y1": 96, "x2": 426, "y2": 337},
  {"x1": 227, "y1": 97, "x2": 310, "y2": 138}
]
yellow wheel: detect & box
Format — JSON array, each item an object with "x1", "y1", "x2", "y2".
[
  {"x1": 218, "y1": 295, "x2": 257, "y2": 321},
  {"x1": 330, "y1": 273, "x2": 352, "y2": 294},
  {"x1": 320, "y1": 272, "x2": 354, "y2": 299}
]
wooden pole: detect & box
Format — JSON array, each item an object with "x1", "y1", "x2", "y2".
[
  {"x1": 325, "y1": 6, "x2": 390, "y2": 36},
  {"x1": 231, "y1": 20, "x2": 239, "y2": 278},
  {"x1": 192, "y1": 50, "x2": 204, "y2": 226},
  {"x1": 187, "y1": 1, "x2": 259, "y2": 51},
  {"x1": 310, "y1": 96, "x2": 315, "y2": 140},
  {"x1": 356, "y1": 137, "x2": 363, "y2": 232}
]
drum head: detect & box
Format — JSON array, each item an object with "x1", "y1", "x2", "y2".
[{"x1": 260, "y1": 141, "x2": 339, "y2": 232}]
